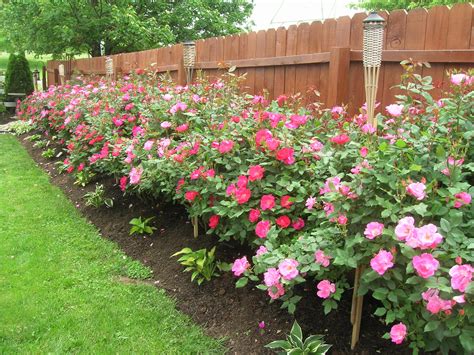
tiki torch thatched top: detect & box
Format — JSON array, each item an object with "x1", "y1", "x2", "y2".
[
  {"x1": 183, "y1": 41, "x2": 196, "y2": 68},
  {"x1": 363, "y1": 12, "x2": 385, "y2": 67}
]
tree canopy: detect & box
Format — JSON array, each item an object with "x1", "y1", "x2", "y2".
[
  {"x1": 0, "y1": 0, "x2": 254, "y2": 58},
  {"x1": 351, "y1": 0, "x2": 470, "y2": 11}
]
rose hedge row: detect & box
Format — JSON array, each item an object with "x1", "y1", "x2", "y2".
[{"x1": 19, "y1": 69, "x2": 473, "y2": 353}]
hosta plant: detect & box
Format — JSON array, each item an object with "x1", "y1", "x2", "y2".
[
  {"x1": 265, "y1": 321, "x2": 331, "y2": 355},
  {"x1": 172, "y1": 247, "x2": 219, "y2": 285},
  {"x1": 129, "y1": 216, "x2": 156, "y2": 236}
]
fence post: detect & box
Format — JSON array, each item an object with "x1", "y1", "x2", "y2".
[
  {"x1": 177, "y1": 45, "x2": 186, "y2": 86},
  {"x1": 327, "y1": 47, "x2": 350, "y2": 107},
  {"x1": 42, "y1": 66, "x2": 47, "y2": 90}
]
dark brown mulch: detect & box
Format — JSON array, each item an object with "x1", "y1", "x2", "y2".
[{"x1": 18, "y1": 134, "x2": 409, "y2": 355}]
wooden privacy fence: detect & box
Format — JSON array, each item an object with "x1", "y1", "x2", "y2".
[{"x1": 47, "y1": 3, "x2": 474, "y2": 112}]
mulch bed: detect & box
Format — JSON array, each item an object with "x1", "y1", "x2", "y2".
[{"x1": 18, "y1": 132, "x2": 409, "y2": 354}]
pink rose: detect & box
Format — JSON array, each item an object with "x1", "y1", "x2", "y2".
[
  {"x1": 256, "y1": 246, "x2": 267, "y2": 257},
  {"x1": 292, "y1": 218, "x2": 305, "y2": 230},
  {"x1": 390, "y1": 323, "x2": 407, "y2": 345},
  {"x1": 305, "y1": 196, "x2": 316, "y2": 210},
  {"x1": 276, "y1": 147, "x2": 295, "y2": 165},
  {"x1": 337, "y1": 214, "x2": 348, "y2": 225},
  {"x1": 406, "y1": 182, "x2": 426, "y2": 200},
  {"x1": 370, "y1": 249, "x2": 394, "y2": 275},
  {"x1": 316, "y1": 280, "x2": 336, "y2": 299},
  {"x1": 268, "y1": 282, "x2": 285, "y2": 299},
  {"x1": 395, "y1": 216, "x2": 415, "y2": 241},
  {"x1": 235, "y1": 187, "x2": 251, "y2": 204},
  {"x1": 129, "y1": 167, "x2": 143, "y2": 185},
  {"x1": 412, "y1": 253, "x2": 439, "y2": 279},
  {"x1": 330, "y1": 134, "x2": 350, "y2": 145},
  {"x1": 143, "y1": 140, "x2": 154, "y2": 151},
  {"x1": 413, "y1": 224, "x2": 443, "y2": 249},
  {"x1": 449, "y1": 264, "x2": 473, "y2": 292},
  {"x1": 314, "y1": 250, "x2": 331, "y2": 267},
  {"x1": 232, "y1": 256, "x2": 250, "y2": 277},
  {"x1": 248, "y1": 209, "x2": 261, "y2": 223},
  {"x1": 264, "y1": 268, "x2": 280, "y2": 287},
  {"x1": 218, "y1": 140, "x2": 234, "y2": 154},
  {"x1": 208, "y1": 215, "x2": 219, "y2": 229},
  {"x1": 176, "y1": 123, "x2": 189, "y2": 132},
  {"x1": 248, "y1": 165, "x2": 265, "y2": 181},
  {"x1": 454, "y1": 192, "x2": 471, "y2": 208},
  {"x1": 278, "y1": 259, "x2": 299, "y2": 280},
  {"x1": 160, "y1": 121, "x2": 171, "y2": 128},
  {"x1": 280, "y1": 195, "x2": 293, "y2": 209},
  {"x1": 276, "y1": 216, "x2": 291, "y2": 228},
  {"x1": 360, "y1": 146, "x2": 368, "y2": 157},
  {"x1": 260, "y1": 194, "x2": 276, "y2": 211},
  {"x1": 119, "y1": 176, "x2": 127, "y2": 191},
  {"x1": 184, "y1": 190, "x2": 199, "y2": 202},
  {"x1": 255, "y1": 220, "x2": 271, "y2": 238},
  {"x1": 386, "y1": 104, "x2": 404, "y2": 117},
  {"x1": 450, "y1": 73, "x2": 468, "y2": 85},
  {"x1": 422, "y1": 289, "x2": 452, "y2": 314},
  {"x1": 364, "y1": 222, "x2": 384, "y2": 240}
]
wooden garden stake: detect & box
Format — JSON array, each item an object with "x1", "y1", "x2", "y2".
[
  {"x1": 350, "y1": 12, "x2": 385, "y2": 350},
  {"x1": 58, "y1": 64, "x2": 65, "y2": 85},
  {"x1": 192, "y1": 216, "x2": 199, "y2": 238}
]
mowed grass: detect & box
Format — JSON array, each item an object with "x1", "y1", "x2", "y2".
[
  {"x1": 0, "y1": 135, "x2": 224, "y2": 354},
  {"x1": 0, "y1": 52, "x2": 50, "y2": 73}
]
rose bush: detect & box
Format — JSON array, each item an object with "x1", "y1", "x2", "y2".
[{"x1": 19, "y1": 67, "x2": 473, "y2": 353}]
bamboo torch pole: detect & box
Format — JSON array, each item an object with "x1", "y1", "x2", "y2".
[{"x1": 351, "y1": 12, "x2": 385, "y2": 350}]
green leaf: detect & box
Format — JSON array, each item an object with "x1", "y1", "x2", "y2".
[
  {"x1": 374, "y1": 307, "x2": 386, "y2": 316},
  {"x1": 290, "y1": 321, "x2": 303, "y2": 341},
  {"x1": 265, "y1": 340, "x2": 291, "y2": 350},
  {"x1": 440, "y1": 218, "x2": 450, "y2": 233},
  {"x1": 235, "y1": 277, "x2": 248, "y2": 288},
  {"x1": 424, "y1": 321, "x2": 440, "y2": 332}
]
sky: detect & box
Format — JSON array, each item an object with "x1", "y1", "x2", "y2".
[{"x1": 250, "y1": 0, "x2": 360, "y2": 30}]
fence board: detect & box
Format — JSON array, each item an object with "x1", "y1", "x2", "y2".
[
  {"x1": 264, "y1": 29, "x2": 276, "y2": 99},
  {"x1": 46, "y1": 5, "x2": 474, "y2": 111},
  {"x1": 274, "y1": 27, "x2": 287, "y2": 97}
]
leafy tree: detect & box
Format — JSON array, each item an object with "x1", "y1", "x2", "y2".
[
  {"x1": 351, "y1": 0, "x2": 469, "y2": 11},
  {"x1": 0, "y1": 0, "x2": 254, "y2": 58},
  {"x1": 4, "y1": 53, "x2": 34, "y2": 95}
]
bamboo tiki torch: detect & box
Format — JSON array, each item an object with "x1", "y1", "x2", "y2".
[
  {"x1": 350, "y1": 11, "x2": 385, "y2": 351},
  {"x1": 183, "y1": 41, "x2": 196, "y2": 85},
  {"x1": 362, "y1": 12, "x2": 385, "y2": 129}
]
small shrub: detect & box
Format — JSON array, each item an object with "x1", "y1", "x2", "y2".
[
  {"x1": 33, "y1": 139, "x2": 48, "y2": 148},
  {"x1": 25, "y1": 134, "x2": 42, "y2": 142},
  {"x1": 6, "y1": 120, "x2": 34, "y2": 135},
  {"x1": 83, "y1": 184, "x2": 113, "y2": 208},
  {"x1": 74, "y1": 170, "x2": 94, "y2": 186},
  {"x1": 172, "y1": 247, "x2": 219, "y2": 285},
  {"x1": 4, "y1": 53, "x2": 34, "y2": 96},
  {"x1": 41, "y1": 148, "x2": 56, "y2": 159},
  {"x1": 129, "y1": 217, "x2": 156, "y2": 236},
  {"x1": 266, "y1": 321, "x2": 331, "y2": 355}
]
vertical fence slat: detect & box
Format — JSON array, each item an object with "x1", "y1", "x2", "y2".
[
  {"x1": 382, "y1": 9, "x2": 407, "y2": 107},
  {"x1": 273, "y1": 27, "x2": 287, "y2": 98},
  {"x1": 348, "y1": 12, "x2": 367, "y2": 113},
  {"x1": 263, "y1": 29, "x2": 276, "y2": 99},
  {"x1": 307, "y1": 21, "x2": 323, "y2": 104},
  {"x1": 424, "y1": 5, "x2": 450, "y2": 98},
  {"x1": 294, "y1": 23, "x2": 310, "y2": 98},
  {"x1": 284, "y1": 25, "x2": 298, "y2": 95},
  {"x1": 254, "y1": 30, "x2": 267, "y2": 95}
]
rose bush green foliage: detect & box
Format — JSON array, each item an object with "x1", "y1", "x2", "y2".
[
  {"x1": 4, "y1": 53, "x2": 34, "y2": 96},
  {"x1": 18, "y1": 66, "x2": 473, "y2": 354}
]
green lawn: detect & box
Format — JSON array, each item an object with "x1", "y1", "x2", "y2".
[
  {"x1": 0, "y1": 52, "x2": 50, "y2": 73},
  {"x1": 0, "y1": 135, "x2": 224, "y2": 354}
]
